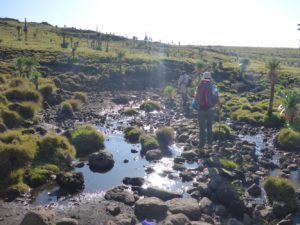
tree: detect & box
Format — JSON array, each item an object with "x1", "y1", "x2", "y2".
[
  {"x1": 71, "y1": 42, "x2": 79, "y2": 59},
  {"x1": 116, "y1": 50, "x2": 125, "y2": 73},
  {"x1": 15, "y1": 57, "x2": 25, "y2": 77},
  {"x1": 23, "y1": 18, "x2": 28, "y2": 41},
  {"x1": 31, "y1": 71, "x2": 42, "y2": 90},
  {"x1": 16, "y1": 25, "x2": 22, "y2": 40},
  {"x1": 278, "y1": 91, "x2": 300, "y2": 124},
  {"x1": 266, "y1": 59, "x2": 280, "y2": 116},
  {"x1": 23, "y1": 57, "x2": 37, "y2": 78}
]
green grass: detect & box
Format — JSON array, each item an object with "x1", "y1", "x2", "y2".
[
  {"x1": 140, "y1": 100, "x2": 161, "y2": 112},
  {"x1": 124, "y1": 126, "x2": 144, "y2": 143},
  {"x1": 155, "y1": 127, "x2": 174, "y2": 148},
  {"x1": 278, "y1": 128, "x2": 300, "y2": 150},
  {"x1": 140, "y1": 134, "x2": 159, "y2": 153}
]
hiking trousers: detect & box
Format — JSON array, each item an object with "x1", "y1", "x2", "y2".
[{"x1": 198, "y1": 108, "x2": 214, "y2": 148}]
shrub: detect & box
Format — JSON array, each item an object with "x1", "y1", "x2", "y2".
[
  {"x1": 64, "y1": 99, "x2": 81, "y2": 111},
  {"x1": 5, "y1": 88, "x2": 41, "y2": 103},
  {"x1": 60, "y1": 102, "x2": 74, "y2": 117},
  {"x1": 1, "y1": 109, "x2": 23, "y2": 128},
  {"x1": 263, "y1": 113, "x2": 284, "y2": 128},
  {"x1": 220, "y1": 158, "x2": 239, "y2": 170},
  {"x1": 122, "y1": 107, "x2": 139, "y2": 116},
  {"x1": 140, "y1": 134, "x2": 159, "y2": 154},
  {"x1": 8, "y1": 182, "x2": 29, "y2": 194},
  {"x1": 37, "y1": 133, "x2": 75, "y2": 169},
  {"x1": 74, "y1": 92, "x2": 87, "y2": 103},
  {"x1": 140, "y1": 100, "x2": 161, "y2": 112},
  {"x1": 8, "y1": 102, "x2": 37, "y2": 119},
  {"x1": 71, "y1": 124, "x2": 105, "y2": 157},
  {"x1": 278, "y1": 128, "x2": 300, "y2": 150},
  {"x1": 124, "y1": 126, "x2": 144, "y2": 143},
  {"x1": 0, "y1": 132, "x2": 38, "y2": 178},
  {"x1": 9, "y1": 78, "x2": 27, "y2": 88},
  {"x1": 163, "y1": 85, "x2": 176, "y2": 99},
  {"x1": 264, "y1": 176, "x2": 296, "y2": 205},
  {"x1": 213, "y1": 123, "x2": 232, "y2": 141},
  {"x1": 39, "y1": 84, "x2": 56, "y2": 99},
  {"x1": 155, "y1": 127, "x2": 174, "y2": 148}
]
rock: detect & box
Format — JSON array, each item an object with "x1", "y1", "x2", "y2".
[
  {"x1": 174, "y1": 156, "x2": 185, "y2": 164},
  {"x1": 191, "y1": 222, "x2": 213, "y2": 225},
  {"x1": 177, "y1": 133, "x2": 189, "y2": 143},
  {"x1": 180, "y1": 171, "x2": 195, "y2": 182},
  {"x1": 74, "y1": 162, "x2": 85, "y2": 168},
  {"x1": 115, "y1": 213, "x2": 136, "y2": 225},
  {"x1": 215, "y1": 204, "x2": 227, "y2": 217},
  {"x1": 199, "y1": 197, "x2": 213, "y2": 215},
  {"x1": 20, "y1": 209, "x2": 54, "y2": 225},
  {"x1": 162, "y1": 213, "x2": 191, "y2": 225},
  {"x1": 89, "y1": 151, "x2": 115, "y2": 172},
  {"x1": 181, "y1": 150, "x2": 197, "y2": 161},
  {"x1": 145, "y1": 149, "x2": 162, "y2": 161},
  {"x1": 137, "y1": 186, "x2": 182, "y2": 201},
  {"x1": 131, "y1": 149, "x2": 138, "y2": 153},
  {"x1": 105, "y1": 186, "x2": 135, "y2": 205},
  {"x1": 247, "y1": 183, "x2": 261, "y2": 197},
  {"x1": 272, "y1": 201, "x2": 297, "y2": 218},
  {"x1": 56, "y1": 218, "x2": 79, "y2": 225},
  {"x1": 134, "y1": 197, "x2": 168, "y2": 220},
  {"x1": 123, "y1": 177, "x2": 145, "y2": 187},
  {"x1": 106, "y1": 203, "x2": 121, "y2": 216},
  {"x1": 166, "y1": 198, "x2": 201, "y2": 220},
  {"x1": 287, "y1": 163, "x2": 298, "y2": 171},
  {"x1": 56, "y1": 172, "x2": 84, "y2": 194}
]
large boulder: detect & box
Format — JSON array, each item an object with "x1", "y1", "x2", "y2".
[
  {"x1": 20, "y1": 209, "x2": 54, "y2": 225},
  {"x1": 104, "y1": 186, "x2": 135, "y2": 206},
  {"x1": 134, "y1": 197, "x2": 168, "y2": 220},
  {"x1": 137, "y1": 186, "x2": 182, "y2": 201},
  {"x1": 89, "y1": 150, "x2": 115, "y2": 172},
  {"x1": 162, "y1": 213, "x2": 191, "y2": 225},
  {"x1": 56, "y1": 172, "x2": 84, "y2": 194},
  {"x1": 199, "y1": 197, "x2": 214, "y2": 215},
  {"x1": 166, "y1": 198, "x2": 201, "y2": 220},
  {"x1": 123, "y1": 177, "x2": 145, "y2": 187}
]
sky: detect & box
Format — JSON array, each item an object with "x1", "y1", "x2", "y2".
[{"x1": 1, "y1": 0, "x2": 300, "y2": 48}]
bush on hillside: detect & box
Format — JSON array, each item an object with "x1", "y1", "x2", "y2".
[
  {"x1": 5, "y1": 88, "x2": 41, "y2": 103},
  {"x1": 39, "y1": 84, "x2": 56, "y2": 99},
  {"x1": 1, "y1": 109, "x2": 23, "y2": 128},
  {"x1": 64, "y1": 99, "x2": 81, "y2": 111},
  {"x1": 140, "y1": 100, "x2": 161, "y2": 112},
  {"x1": 36, "y1": 133, "x2": 75, "y2": 169},
  {"x1": 140, "y1": 134, "x2": 159, "y2": 154},
  {"x1": 155, "y1": 127, "x2": 174, "y2": 148},
  {"x1": 8, "y1": 102, "x2": 37, "y2": 119},
  {"x1": 71, "y1": 124, "x2": 105, "y2": 157},
  {"x1": 74, "y1": 92, "x2": 87, "y2": 103},
  {"x1": 60, "y1": 102, "x2": 74, "y2": 117},
  {"x1": 277, "y1": 128, "x2": 300, "y2": 150},
  {"x1": 124, "y1": 126, "x2": 144, "y2": 143},
  {"x1": 213, "y1": 123, "x2": 233, "y2": 141}
]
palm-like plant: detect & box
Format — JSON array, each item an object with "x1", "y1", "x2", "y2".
[
  {"x1": 266, "y1": 59, "x2": 280, "y2": 116},
  {"x1": 23, "y1": 57, "x2": 37, "y2": 78},
  {"x1": 31, "y1": 71, "x2": 42, "y2": 90},
  {"x1": 116, "y1": 51, "x2": 125, "y2": 73},
  {"x1": 278, "y1": 91, "x2": 300, "y2": 124},
  {"x1": 15, "y1": 57, "x2": 25, "y2": 76}
]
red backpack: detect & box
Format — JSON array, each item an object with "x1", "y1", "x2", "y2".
[{"x1": 196, "y1": 79, "x2": 217, "y2": 108}]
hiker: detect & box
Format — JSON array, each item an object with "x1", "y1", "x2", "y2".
[
  {"x1": 194, "y1": 71, "x2": 220, "y2": 150},
  {"x1": 177, "y1": 71, "x2": 191, "y2": 112}
]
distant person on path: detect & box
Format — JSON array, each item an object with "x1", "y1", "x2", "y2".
[
  {"x1": 177, "y1": 71, "x2": 191, "y2": 113},
  {"x1": 194, "y1": 71, "x2": 220, "y2": 150}
]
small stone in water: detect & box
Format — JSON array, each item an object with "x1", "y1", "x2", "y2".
[{"x1": 123, "y1": 159, "x2": 129, "y2": 163}]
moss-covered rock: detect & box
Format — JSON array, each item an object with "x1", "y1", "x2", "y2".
[
  {"x1": 155, "y1": 127, "x2": 174, "y2": 148},
  {"x1": 124, "y1": 126, "x2": 144, "y2": 143},
  {"x1": 71, "y1": 124, "x2": 105, "y2": 157},
  {"x1": 122, "y1": 107, "x2": 139, "y2": 116},
  {"x1": 140, "y1": 134, "x2": 159, "y2": 154},
  {"x1": 213, "y1": 123, "x2": 233, "y2": 141},
  {"x1": 278, "y1": 128, "x2": 300, "y2": 150},
  {"x1": 140, "y1": 100, "x2": 161, "y2": 112}
]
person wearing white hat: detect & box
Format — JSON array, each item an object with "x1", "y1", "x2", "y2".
[{"x1": 193, "y1": 71, "x2": 220, "y2": 151}]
